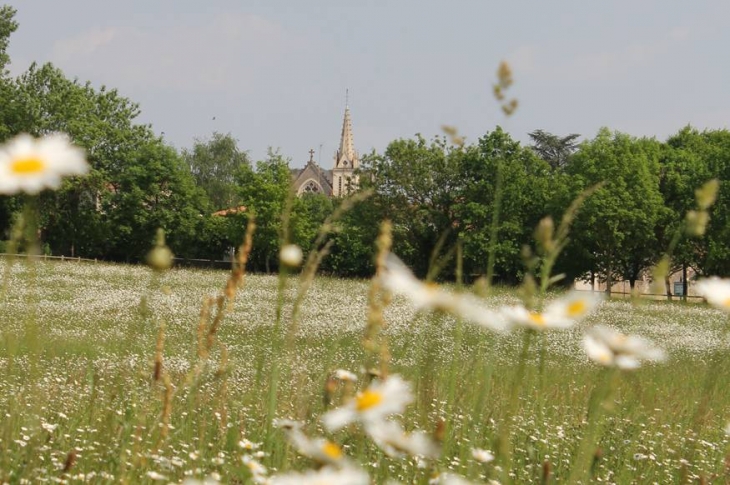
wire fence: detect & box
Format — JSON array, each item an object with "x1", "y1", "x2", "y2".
[{"x1": 0, "y1": 253, "x2": 235, "y2": 270}]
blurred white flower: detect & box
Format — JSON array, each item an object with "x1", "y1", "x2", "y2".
[
  {"x1": 0, "y1": 133, "x2": 88, "y2": 195},
  {"x1": 501, "y1": 292, "x2": 602, "y2": 331},
  {"x1": 696, "y1": 277, "x2": 730, "y2": 312},
  {"x1": 182, "y1": 476, "x2": 220, "y2": 485},
  {"x1": 430, "y1": 472, "x2": 480, "y2": 485},
  {"x1": 238, "y1": 438, "x2": 261, "y2": 450},
  {"x1": 270, "y1": 466, "x2": 369, "y2": 485},
  {"x1": 322, "y1": 375, "x2": 412, "y2": 431},
  {"x1": 242, "y1": 455, "x2": 268, "y2": 484},
  {"x1": 277, "y1": 420, "x2": 350, "y2": 467},
  {"x1": 583, "y1": 325, "x2": 665, "y2": 369},
  {"x1": 366, "y1": 420, "x2": 440, "y2": 459},
  {"x1": 381, "y1": 253, "x2": 509, "y2": 332},
  {"x1": 334, "y1": 369, "x2": 358, "y2": 382},
  {"x1": 471, "y1": 448, "x2": 495, "y2": 463},
  {"x1": 279, "y1": 244, "x2": 303, "y2": 267},
  {"x1": 145, "y1": 471, "x2": 167, "y2": 481}
]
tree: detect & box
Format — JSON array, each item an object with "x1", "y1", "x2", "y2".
[
  {"x1": 457, "y1": 127, "x2": 557, "y2": 283},
  {"x1": 528, "y1": 129, "x2": 581, "y2": 170},
  {"x1": 360, "y1": 135, "x2": 465, "y2": 278},
  {"x1": 10, "y1": 62, "x2": 205, "y2": 260},
  {"x1": 566, "y1": 129, "x2": 664, "y2": 292},
  {"x1": 0, "y1": 5, "x2": 17, "y2": 74},
  {"x1": 183, "y1": 132, "x2": 251, "y2": 211},
  {"x1": 664, "y1": 128, "x2": 730, "y2": 277},
  {"x1": 236, "y1": 149, "x2": 293, "y2": 272}
]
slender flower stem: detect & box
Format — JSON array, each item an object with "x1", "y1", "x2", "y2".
[
  {"x1": 495, "y1": 329, "x2": 533, "y2": 484},
  {"x1": 567, "y1": 367, "x2": 618, "y2": 484}
]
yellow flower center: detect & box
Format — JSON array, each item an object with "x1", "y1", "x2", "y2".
[
  {"x1": 566, "y1": 300, "x2": 587, "y2": 317},
  {"x1": 11, "y1": 157, "x2": 46, "y2": 175},
  {"x1": 355, "y1": 390, "x2": 383, "y2": 411},
  {"x1": 723, "y1": 297, "x2": 730, "y2": 308},
  {"x1": 528, "y1": 312, "x2": 546, "y2": 327},
  {"x1": 322, "y1": 441, "x2": 343, "y2": 459}
]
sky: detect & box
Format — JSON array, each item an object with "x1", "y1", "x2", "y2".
[{"x1": 5, "y1": 1, "x2": 730, "y2": 167}]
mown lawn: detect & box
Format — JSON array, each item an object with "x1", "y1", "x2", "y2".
[{"x1": 1, "y1": 258, "x2": 729, "y2": 483}]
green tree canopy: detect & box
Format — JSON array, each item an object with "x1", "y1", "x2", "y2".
[{"x1": 183, "y1": 132, "x2": 251, "y2": 211}]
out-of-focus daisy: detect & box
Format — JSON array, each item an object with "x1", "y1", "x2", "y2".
[
  {"x1": 429, "y1": 472, "x2": 480, "y2": 485},
  {"x1": 583, "y1": 325, "x2": 665, "y2": 369},
  {"x1": 238, "y1": 438, "x2": 261, "y2": 451},
  {"x1": 0, "y1": 133, "x2": 88, "y2": 195},
  {"x1": 182, "y1": 476, "x2": 220, "y2": 485},
  {"x1": 333, "y1": 369, "x2": 358, "y2": 382},
  {"x1": 696, "y1": 277, "x2": 730, "y2": 312},
  {"x1": 381, "y1": 253, "x2": 509, "y2": 332},
  {"x1": 366, "y1": 420, "x2": 440, "y2": 459},
  {"x1": 279, "y1": 244, "x2": 303, "y2": 267},
  {"x1": 322, "y1": 375, "x2": 412, "y2": 431},
  {"x1": 242, "y1": 455, "x2": 268, "y2": 484},
  {"x1": 471, "y1": 448, "x2": 495, "y2": 463},
  {"x1": 270, "y1": 466, "x2": 369, "y2": 485},
  {"x1": 276, "y1": 420, "x2": 350, "y2": 467},
  {"x1": 501, "y1": 291, "x2": 601, "y2": 330}
]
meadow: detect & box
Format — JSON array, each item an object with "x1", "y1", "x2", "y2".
[{"x1": 1, "y1": 257, "x2": 729, "y2": 484}]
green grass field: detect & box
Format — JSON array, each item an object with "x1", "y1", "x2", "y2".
[{"x1": 1, "y1": 258, "x2": 729, "y2": 484}]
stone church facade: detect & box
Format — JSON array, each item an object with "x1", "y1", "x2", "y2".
[{"x1": 291, "y1": 104, "x2": 359, "y2": 197}]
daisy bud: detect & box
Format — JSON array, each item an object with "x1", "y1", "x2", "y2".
[{"x1": 147, "y1": 229, "x2": 174, "y2": 271}]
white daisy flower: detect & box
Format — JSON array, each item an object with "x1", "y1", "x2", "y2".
[
  {"x1": 381, "y1": 253, "x2": 510, "y2": 332},
  {"x1": 583, "y1": 325, "x2": 665, "y2": 369},
  {"x1": 471, "y1": 448, "x2": 495, "y2": 463},
  {"x1": 270, "y1": 466, "x2": 369, "y2": 485},
  {"x1": 501, "y1": 291, "x2": 601, "y2": 330},
  {"x1": 277, "y1": 420, "x2": 350, "y2": 467},
  {"x1": 0, "y1": 133, "x2": 88, "y2": 195},
  {"x1": 279, "y1": 244, "x2": 303, "y2": 267},
  {"x1": 322, "y1": 375, "x2": 413, "y2": 431},
  {"x1": 145, "y1": 471, "x2": 167, "y2": 481},
  {"x1": 334, "y1": 369, "x2": 358, "y2": 382},
  {"x1": 242, "y1": 455, "x2": 268, "y2": 483},
  {"x1": 430, "y1": 472, "x2": 480, "y2": 485},
  {"x1": 366, "y1": 420, "x2": 440, "y2": 459},
  {"x1": 696, "y1": 277, "x2": 730, "y2": 312}
]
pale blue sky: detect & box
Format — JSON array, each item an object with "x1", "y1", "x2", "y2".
[{"x1": 5, "y1": 1, "x2": 730, "y2": 167}]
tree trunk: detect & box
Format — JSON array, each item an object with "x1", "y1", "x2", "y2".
[
  {"x1": 665, "y1": 276, "x2": 672, "y2": 301},
  {"x1": 682, "y1": 264, "x2": 688, "y2": 302},
  {"x1": 606, "y1": 260, "x2": 613, "y2": 297},
  {"x1": 590, "y1": 270, "x2": 595, "y2": 292}
]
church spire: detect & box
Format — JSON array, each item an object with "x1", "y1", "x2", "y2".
[{"x1": 336, "y1": 92, "x2": 357, "y2": 169}]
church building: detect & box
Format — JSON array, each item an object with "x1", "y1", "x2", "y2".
[{"x1": 291, "y1": 103, "x2": 360, "y2": 197}]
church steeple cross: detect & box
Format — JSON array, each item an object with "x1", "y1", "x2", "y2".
[{"x1": 309, "y1": 149, "x2": 315, "y2": 163}]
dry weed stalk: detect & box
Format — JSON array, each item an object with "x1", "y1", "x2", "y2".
[
  {"x1": 153, "y1": 320, "x2": 165, "y2": 382},
  {"x1": 363, "y1": 220, "x2": 393, "y2": 379}
]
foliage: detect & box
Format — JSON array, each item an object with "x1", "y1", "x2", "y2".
[
  {"x1": 457, "y1": 127, "x2": 556, "y2": 284},
  {"x1": 528, "y1": 129, "x2": 580, "y2": 170},
  {"x1": 360, "y1": 135, "x2": 465, "y2": 278},
  {"x1": 566, "y1": 129, "x2": 665, "y2": 290},
  {"x1": 183, "y1": 132, "x2": 251, "y2": 211},
  {"x1": 235, "y1": 149, "x2": 293, "y2": 272}
]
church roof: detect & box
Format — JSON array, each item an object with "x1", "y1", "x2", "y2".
[{"x1": 291, "y1": 151, "x2": 333, "y2": 195}]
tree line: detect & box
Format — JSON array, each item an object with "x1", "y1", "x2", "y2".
[{"x1": 2, "y1": 6, "x2": 729, "y2": 287}]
